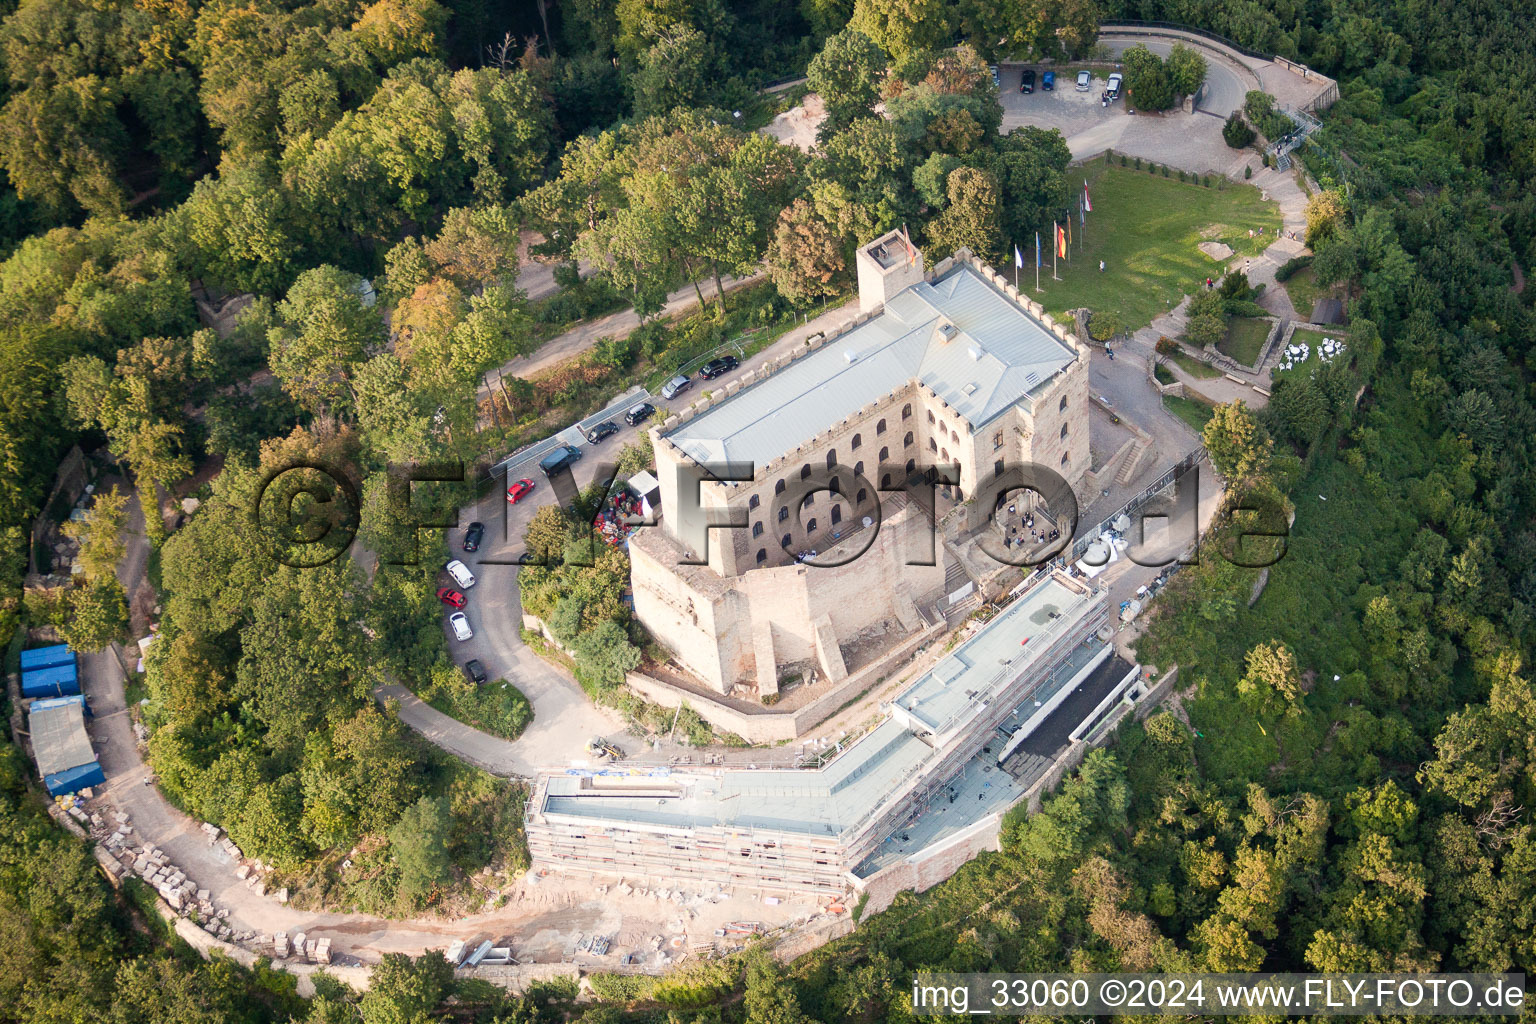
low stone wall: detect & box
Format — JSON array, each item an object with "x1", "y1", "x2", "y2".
[{"x1": 624, "y1": 617, "x2": 945, "y2": 744}]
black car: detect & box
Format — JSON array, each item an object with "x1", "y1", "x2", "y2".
[
  {"x1": 700, "y1": 355, "x2": 739, "y2": 380},
  {"x1": 463, "y1": 659, "x2": 487, "y2": 684},
  {"x1": 624, "y1": 402, "x2": 656, "y2": 427},
  {"x1": 586, "y1": 420, "x2": 619, "y2": 444},
  {"x1": 462, "y1": 521, "x2": 484, "y2": 552},
  {"x1": 1019, "y1": 69, "x2": 1035, "y2": 94}
]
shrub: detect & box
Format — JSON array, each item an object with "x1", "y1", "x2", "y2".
[
  {"x1": 1223, "y1": 112, "x2": 1256, "y2": 149},
  {"x1": 1161, "y1": 164, "x2": 1170, "y2": 177},
  {"x1": 1134, "y1": 156, "x2": 1142, "y2": 170},
  {"x1": 1274, "y1": 254, "x2": 1314, "y2": 281},
  {"x1": 1155, "y1": 336, "x2": 1179, "y2": 355},
  {"x1": 1154, "y1": 362, "x2": 1176, "y2": 384},
  {"x1": 1178, "y1": 170, "x2": 1188, "y2": 182},
  {"x1": 1245, "y1": 164, "x2": 1253, "y2": 179},
  {"x1": 1185, "y1": 312, "x2": 1226, "y2": 348},
  {"x1": 1088, "y1": 310, "x2": 1123, "y2": 342}
]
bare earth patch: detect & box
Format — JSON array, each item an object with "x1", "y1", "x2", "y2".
[
  {"x1": 1198, "y1": 240, "x2": 1234, "y2": 260},
  {"x1": 761, "y1": 93, "x2": 826, "y2": 153}
]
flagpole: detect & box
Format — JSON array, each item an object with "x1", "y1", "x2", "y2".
[
  {"x1": 1035, "y1": 231, "x2": 1041, "y2": 292},
  {"x1": 1053, "y1": 221, "x2": 1059, "y2": 281}
]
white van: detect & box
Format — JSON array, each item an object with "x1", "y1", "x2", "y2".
[{"x1": 445, "y1": 559, "x2": 476, "y2": 589}]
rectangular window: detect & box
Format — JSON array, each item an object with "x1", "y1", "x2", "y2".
[{"x1": 993, "y1": 431, "x2": 1004, "y2": 450}]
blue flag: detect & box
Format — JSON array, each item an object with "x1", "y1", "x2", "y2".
[{"x1": 1035, "y1": 232, "x2": 1041, "y2": 267}]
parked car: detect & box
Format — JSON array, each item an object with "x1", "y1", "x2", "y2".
[
  {"x1": 507, "y1": 477, "x2": 537, "y2": 503},
  {"x1": 624, "y1": 402, "x2": 656, "y2": 427},
  {"x1": 660, "y1": 373, "x2": 693, "y2": 400},
  {"x1": 448, "y1": 611, "x2": 473, "y2": 642},
  {"x1": 462, "y1": 521, "x2": 484, "y2": 552},
  {"x1": 437, "y1": 586, "x2": 467, "y2": 609},
  {"x1": 585, "y1": 420, "x2": 619, "y2": 444},
  {"x1": 1106, "y1": 72, "x2": 1123, "y2": 99},
  {"x1": 1019, "y1": 68, "x2": 1035, "y2": 93},
  {"x1": 538, "y1": 445, "x2": 582, "y2": 477},
  {"x1": 463, "y1": 659, "x2": 488, "y2": 684},
  {"x1": 1076, "y1": 70, "x2": 1092, "y2": 91},
  {"x1": 1042, "y1": 70, "x2": 1055, "y2": 91},
  {"x1": 700, "y1": 355, "x2": 739, "y2": 379},
  {"x1": 445, "y1": 559, "x2": 476, "y2": 589}
]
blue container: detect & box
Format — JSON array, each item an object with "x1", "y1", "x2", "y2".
[
  {"x1": 21, "y1": 662, "x2": 80, "y2": 698},
  {"x1": 20, "y1": 644, "x2": 74, "y2": 671}
]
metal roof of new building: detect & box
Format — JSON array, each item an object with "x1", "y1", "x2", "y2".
[
  {"x1": 28, "y1": 696, "x2": 96, "y2": 778},
  {"x1": 537, "y1": 573, "x2": 1101, "y2": 841},
  {"x1": 665, "y1": 265, "x2": 1077, "y2": 468}
]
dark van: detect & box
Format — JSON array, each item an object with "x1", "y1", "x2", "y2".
[{"x1": 539, "y1": 444, "x2": 583, "y2": 476}]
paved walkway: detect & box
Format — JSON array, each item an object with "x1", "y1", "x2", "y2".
[{"x1": 482, "y1": 270, "x2": 762, "y2": 394}]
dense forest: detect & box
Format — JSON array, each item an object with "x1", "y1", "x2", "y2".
[{"x1": 2, "y1": 0, "x2": 1536, "y2": 1020}]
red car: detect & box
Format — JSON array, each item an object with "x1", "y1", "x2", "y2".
[
  {"x1": 507, "y1": 478, "x2": 536, "y2": 504},
  {"x1": 436, "y1": 587, "x2": 467, "y2": 609}
]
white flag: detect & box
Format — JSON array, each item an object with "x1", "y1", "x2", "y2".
[{"x1": 1014, "y1": 244, "x2": 1024, "y2": 268}]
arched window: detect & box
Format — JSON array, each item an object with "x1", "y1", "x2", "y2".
[
  {"x1": 775, "y1": 479, "x2": 785, "y2": 495},
  {"x1": 1060, "y1": 452, "x2": 1070, "y2": 467},
  {"x1": 1059, "y1": 422, "x2": 1068, "y2": 440},
  {"x1": 803, "y1": 493, "x2": 814, "y2": 508},
  {"x1": 756, "y1": 548, "x2": 767, "y2": 564},
  {"x1": 876, "y1": 418, "x2": 887, "y2": 434},
  {"x1": 800, "y1": 465, "x2": 811, "y2": 480},
  {"x1": 781, "y1": 534, "x2": 792, "y2": 549},
  {"x1": 902, "y1": 403, "x2": 912, "y2": 420},
  {"x1": 852, "y1": 462, "x2": 863, "y2": 481},
  {"x1": 927, "y1": 410, "x2": 936, "y2": 424},
  {"x1": 851, "y1": 433, "x2": 862, "y2": 450},
  {"x1": 748, "y1": 494, "x2": 760, "y2": 510},
  {"x1": 826, "y1": 450, "x2": 837, "y2": 469},
  {"x1": 929, "y1": 438, "x2": 938, "y2": 452},
  {"x1": 778, "y1": 506, "x2": 789, "y2": 522},
  {"x1": 830, "y1": 476, "x2": 841, "y2": 495},
  {"x1": 878, "y1": 447, "x2": 889, "y2": 463},
  {"x1": 941, "y1": 448, "x2": 949, "y2": 462},
  {"x1": 807, "y1": 518, "x2": 818, "y2": 534},
  {"x1": 1060, "y1": 394, "x2": 1069, "y2": 412},
  {"x1": 856, "y1": 487, "x2": 868, "y2": 504},
  {"x1": 904, "y1": 431, "x2": 914, "y2": 447},
  {"x1": 752, "y1": 522, "x2": 763, "y2": 537},
  {"x1": 950, "y1": 429, "x2": 959, "y2": 444},
  {"x1": 905, "y1": 459, "x2": 916, "y2": 475},
  {"x1": 880, "y1": 474, "x2": 891, "y2": 488},
  {"x1": 831, "y1": 506, "x2": 842, "y2": 525}
]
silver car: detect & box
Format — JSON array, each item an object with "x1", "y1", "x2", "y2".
[{"x1": 1076, "y1": 70, "x2": 1092, "y2": 92}]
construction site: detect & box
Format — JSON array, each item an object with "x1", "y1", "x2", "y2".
[{"x1": 526, "y1": 570, "x2": 1126, "y2": 903}]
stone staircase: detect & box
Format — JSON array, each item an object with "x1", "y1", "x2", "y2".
[{"x1": 1115, "y1": 436, "x2": 1154, "y2": 485}]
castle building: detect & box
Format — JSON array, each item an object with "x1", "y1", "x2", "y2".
[{"x1": 628, "y1": 229, "x2": 1092, "y2": 697}]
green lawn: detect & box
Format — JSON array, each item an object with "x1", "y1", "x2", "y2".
[
  {"x1": 1165, "y1": 347, "x2": 1223, "y2": 378},
  {"x1": 1282, "y1": 266, "x2": 1328, "y2": 319},
  {"x1": 1272, "y1": 327, "x2": 1348, "y2": 381},
  {"x1": 1219, "y1": 316, "x2": 1274, "y2": 365},
  {"x1": 1038, "y1": 157, "x2": 1280, "y2": 332},
  {"x1": 1165, "y1": 393, "x2": 1216, "y2": 432},
  {"x1": 427, "y1": 681, "x2": 534, "y2": 741}
]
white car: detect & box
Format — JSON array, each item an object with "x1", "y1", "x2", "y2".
[
  {"x1": 445, "y1": 559, "x2": 476, "y2": 589},
  {"x1": 448, "y1": 612, "x2": 473, "y2": 642}
]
